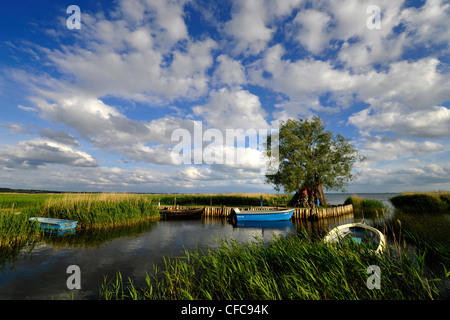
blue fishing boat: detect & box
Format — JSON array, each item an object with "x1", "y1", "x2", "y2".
[
  {"x1": 29, "y1": 217, "x2": 78, "y2": 232},
  {"x1": 232, "y1": 208, "x2": 294, "y2": 222}
]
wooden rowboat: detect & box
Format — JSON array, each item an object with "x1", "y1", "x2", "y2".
[
  {"x1": 231, "y1": 208, "x2": 294, "y2": 222},
  {"x1": 323, "y1": 222, "x2": 386, "y2": 254},
  {"x1": 159, "y1": 207, "x2": 204, "y2": 220}
]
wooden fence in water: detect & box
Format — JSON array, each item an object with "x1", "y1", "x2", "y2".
[{"x1": 159, "y1": 204, "x2": 354, "y2": 220}]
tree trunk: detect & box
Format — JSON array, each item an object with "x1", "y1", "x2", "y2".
[
  {"x1": 288, "y1": 191, "x2": 301, "y2": 207},
  {"x1": 317, "y1": 183, "x2": 327, "y2": 206}
]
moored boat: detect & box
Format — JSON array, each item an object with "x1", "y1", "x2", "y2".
[
  {"x1": 160, "y1": 207, "x2": 204, "y2": 220},
  {"x1": 29, "y1": 217, "x2": 78, "y2": 231},
  {"x1": 323, "y1": 222, "x2": 386, "y2": 254},
  {"x1": 231, "y1": 208, "x2": 294, "y2": 222}
]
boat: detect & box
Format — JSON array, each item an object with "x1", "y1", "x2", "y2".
[
  {"x1": 159, "y1": 207, "x2": 204, "y2": 220},
  {"x1": 323, "y1": 222, "x2": 386, "y2": 254},
  {"x1": 29, "y1": 217, "x2": 78, "y2": 232},
  {"x1": 231, "y1": 208, "x2": 295, "y2": 222}
]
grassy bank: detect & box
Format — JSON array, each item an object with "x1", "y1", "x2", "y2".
[
  {"x1": 390, "y1": 191, "x2": 450, "y2": 211},
  {"x1": 99, "y1": 230, "x2": 444, "y2": 300},
  {"x1": 343, "y1": 195, "x2": 388, "y2": 212},
  {"x1": 29, "y1": 193, "x2": 160, "y2": 230}
]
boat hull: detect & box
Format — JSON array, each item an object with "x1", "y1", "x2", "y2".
[
  {"x1": 160, "y1": 208, "x2": 204, "y2": 220},
  {"x1": 323, "y1": 223, "x2": 386, "y2": 254},
  {"x1": 234, "y1": 208, "x2": 294, "y2": 222},
  {"x1": 29, "y1": 217, "x2": 78, "y2": 231}
]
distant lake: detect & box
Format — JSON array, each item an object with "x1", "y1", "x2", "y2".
[{"x1": 0, "y1": 193, "x2": 401, "y2": 300}]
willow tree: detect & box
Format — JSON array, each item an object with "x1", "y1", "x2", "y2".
[{"x1": 265, "y1": 116, "x2": 364, "y2": 209}]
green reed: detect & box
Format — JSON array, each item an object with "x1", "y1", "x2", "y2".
[
  {"x1": 99, "y1": 230, "x2": 444, "y2": 300},
  {"x1": 344, "y1": 195, "x2": 388, "y2": 212},
  {"x1": 390, "y1": 191, "x2": 450, "y2": 211},
  {"x1": 28, "y1": 193, "x2": 160, "y2": 230},
  {"x1": 0, "y1": 212, "x2": 40, "y2": 251}
]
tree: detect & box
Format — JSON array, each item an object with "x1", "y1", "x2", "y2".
[{"x1": 265, "y1": 116, "x2": 365, "y2": 209}]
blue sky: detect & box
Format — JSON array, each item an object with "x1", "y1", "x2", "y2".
[{"x1": 0, "y1": 0, "x2": 449, "y2": 193}]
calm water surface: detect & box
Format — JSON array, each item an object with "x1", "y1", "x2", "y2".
[{"x1": 0, "y1": 193, "x2": 400, "y2": 300}]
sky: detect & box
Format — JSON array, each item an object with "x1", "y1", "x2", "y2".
[{"x1": 0, "y1": 0, "x2": 449, "y2": 194}]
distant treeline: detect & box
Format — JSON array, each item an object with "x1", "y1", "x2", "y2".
[
  {"x1": 0, "y1": 188, "x2": 62, "y2": 194},
  {"x1": 390, "y1": 191, "x2": 450, "y2": 211}
]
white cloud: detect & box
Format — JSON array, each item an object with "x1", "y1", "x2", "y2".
[
  {"x1": 359, "y1": 135, "x2": 446, "y2": 166},
  {"x1": 349, "y1": 104, "x2": 450, "y2": 139},
  {"x1": 400, "y1": 0, "x2": 450, "y2": 47},
  {"x1": 0, "y1": 139, "x2": 97, "y2": 169},
  {"x1": 213, "y1": 54, "x2": 247, "y2": 87},
  {"x1": 39, "y1": 0, "x2": 216, "y2": 104},
  {"x1": 224, "y1": 0, "x2": 274, "y2": 55},
  {"x1": 292, "y1": 9, "x2": 332, "y2": 54},
  {"x1": 192, "y1": 87, "x2": 269, "y2": 131}
]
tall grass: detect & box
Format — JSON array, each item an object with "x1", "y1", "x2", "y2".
[
  {"x1": 0, "y1": 193, "x2": 50, "y2": 211},
  {"x1": 30, "y1": 193, "x2": 159, "y2": 229},
  {"x1": 344, "y1": 195, "x2": 388, "y2": 212},
  {"x1": 390, "y1": 191, "x2": 450, "y2": 211},
  {"x1": 0, "y1": 212, "x2": 40, "y2": 251},
  {"x1": 99, "y1": 230, "x2": 443, "y2": 300}
]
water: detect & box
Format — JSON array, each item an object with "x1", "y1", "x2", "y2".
[{"x1": 0, "y1": 193, "x2": 401, "y2": 300}]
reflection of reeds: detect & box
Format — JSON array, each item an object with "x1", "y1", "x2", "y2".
[
  {"x1": 30, "y1": 193, "x2": 159, "y2": 230},
  {"x1": 100, "y1": 230, "x2": 442, "y2": 300}
]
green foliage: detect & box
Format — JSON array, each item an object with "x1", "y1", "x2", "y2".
[
  {"x1": 344, "y1": 195, "x2": 388, "y2": 211},
  {"x1": 265, "y1": 116, "x2": 364, "y2": 196},
  {"x1": 0, "y1": 212, "x2": 40, "y2": 251},
  {"x1": 390, "y1": 192, "x2": 450, "y2": 211}
]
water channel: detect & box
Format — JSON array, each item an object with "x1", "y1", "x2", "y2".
[{"x1": 0, "y1": 193, "x2": 429, "y2": 300}]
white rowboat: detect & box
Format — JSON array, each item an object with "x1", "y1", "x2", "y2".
[{"x1": 323, "y1": 222, "x2": 386, "y2": 254}]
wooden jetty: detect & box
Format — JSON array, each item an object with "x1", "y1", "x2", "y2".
[{"x1": 159, "y1": 204, "x2": 354, "y2": 220}]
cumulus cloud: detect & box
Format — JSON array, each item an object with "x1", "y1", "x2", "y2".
[
  {"x1": 224, "y1": 0, "x2": 274, "y2": 55},
  {"x1": 192, "y1": 87, "x2": 269, "y2": 131},
  {"x1": 212, "y1": 54, "x2": 247, "y2": 87},
  {"x1": 42, "y1": 0, "x2": 216, "y2": 104},
  {"x1": 349, "y1": 105, "x2": 450, "y2": 139},
  {"x1": 358, "y1": 135, "x2": 446, "y2": 165},
  {"x1": 291, "y1": 9, "x2": 332, "y2": 54},
  {"x1": 0, "y1": 139, "x2": 97, "y2": 169}
]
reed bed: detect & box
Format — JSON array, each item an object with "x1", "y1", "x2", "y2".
[
  {"x1": 0, "y1": 212, "x2": 40, "y2": 251},
  {"x1": 344, "y1": 195, "x2": 388, "y2": 212},
  {"x1": 31, "y1": 193, "x2": 160, "y2": 230},
  {"x1": 99, "y1": 230, "x2": 443, "y2": 300},
  {"x1": 390, "y1": 191, "x2": 450, "y2": 211}
]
